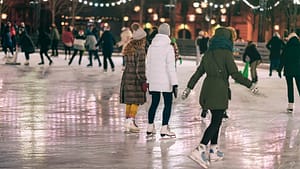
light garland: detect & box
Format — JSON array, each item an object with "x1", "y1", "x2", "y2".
[{"x1": 73, "y1": 0, "x2": 132, "y2": 8}]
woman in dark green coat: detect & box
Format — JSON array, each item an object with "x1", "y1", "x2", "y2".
[{"x1": 182, "y1": 27, "x2": 258, "y2": 168}]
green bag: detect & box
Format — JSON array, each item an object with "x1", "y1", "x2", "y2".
[{"x1": 242, "y1": 62, "x2": 249, "y2": 78}]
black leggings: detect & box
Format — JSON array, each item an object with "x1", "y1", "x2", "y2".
[
  {"x1": 148, "y1": 92, "x2": 173, "y2": 125},
  {"x1": 200, "y1": 109, "x2": 225, "y2": 145},
  {"x1": 285, "y1": 75, "x2": 300, "y2": 103}
]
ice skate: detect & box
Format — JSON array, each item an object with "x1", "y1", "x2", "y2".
[
  {"x1": 146, "y1": 123, "x2": 156, "y2": 139},
  {"x1": 188, "y1": 144, "x2": 210, "y2": 168},
  {"x1": 160, "y1": 125, "x2": 176, "y2": 139},
  {"x1": 209, "y1": 146, "x2": 224, "y2": 161},
  {"x1": 124, "y1": 118, "x2": 140, "y2": 134},
  {"x1": 287, "y1": 103, "x2": 294, "y2": 113}
]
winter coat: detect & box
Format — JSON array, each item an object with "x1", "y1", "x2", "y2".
[
  {"x1": 37, "y1": 32, "x2": 51, "y2": 52},
  {"x1": 73, "y1": 34, "x2": 86, "y2": 51},
  {"x1": 279, "y1": 37, "x2": 300, "y2": 77},
  {"x1": 62, "y1": 31, "x2": 74, "y2": 47},
  {"x1": 19, "y1": 32, "x2": 35, "y2": 53},
  {"x1": 120, "y1": 38, "x2": 147, "y2": 104},
  {"x1": 85, "y1": 33, "x2": 98, "y2": 51},
  {"x1": 196, "y1": 36, "x2": 209, "y2": 54},
  {"x1": 186, "y1": 28, "x2": 252, "y2": 110},
  {"x1": 242, "y1": 43, "x2": 262, "y2": 63},
  {"x1": 266, "y1": 36, "x2": 285, "y2": 59},
  {"x1": 97, "y1": 30, "x2": 116, "y2": 54},
  {"x1": 50, "y1": 28, "x2": 60, "y2": 40},
  {"x1": 146, "y1": 34, "x2": 178, "y2": 92}
]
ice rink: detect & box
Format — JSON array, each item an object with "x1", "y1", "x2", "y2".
[{"x1": 0, "y1": 52, "x2": 299, "y2": 169}]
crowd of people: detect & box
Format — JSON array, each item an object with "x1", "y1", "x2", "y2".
[{"x1": 1, "y1": 20, "x2": 300, "y2": 168}]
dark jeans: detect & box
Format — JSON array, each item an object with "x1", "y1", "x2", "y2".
[
  {"x1": 24, "y1": 52, "x2": 30, "y2": 60},
  {"x1": 40, "y1": 49, "x2": 52, "y2": 63},
  {"x1": 200, "y1": 109, "x2": 225, "y2": 145},
  {"x1": 148, "y1": 92, "x2": 173, "y2": 125},
  {"x1": 69, "y1": 49, "x2": 84, "y2": 65},
  {"x1": 285, "y1": 75, "x2": 300, "y2": 103},
  {"x1": 3, "y1": 45, "x2": 14, "y2": 55},
  {"x1": 88, "y1": 50, "x2": 101, "y2": 66},
  {"x1": 64, "y1": 45, "x2": 72, "y2": 55},
  {"x1": 269, "y1": 58, "x2": 280, "y2": 74},
  {"x1": 51, "y1": 39, "x2": 59, "y2": 56},
  {"x1": 103, "y1": 51, "x2": 114, "y2": 70}
]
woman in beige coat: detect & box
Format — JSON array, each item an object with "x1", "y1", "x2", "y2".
[{"x1": 120, "y1": 26, "x2": 147, "y2": 133}]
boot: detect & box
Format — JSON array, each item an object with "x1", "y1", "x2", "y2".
[
  {"x1": 125, "y1": 118, "x2": 139, "y2": 133},
  {"x1": 209, "y1": 145, "x2": 224, "y2": 161},
  {"x1": 146, "y1": 123, "x2": 156, "y2": 137},
  {"x1": 189, "y1": 144, "x2": 210, "y2": 168},
  {"x1": 160, "y1": 125, "x2": 176, "y2": 138},
  {"x1": 287, "y1": 103, "x2": 294, "y2": 113}
]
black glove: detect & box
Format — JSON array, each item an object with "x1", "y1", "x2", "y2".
[{"x1": 172, "y1": 85, "x2": 178, "y2": 98}]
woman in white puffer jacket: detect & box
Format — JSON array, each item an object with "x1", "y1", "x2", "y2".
[{"x1": 146, "y1": 23, "x2": 178, "y2": 139}]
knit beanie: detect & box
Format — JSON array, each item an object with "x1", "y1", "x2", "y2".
[
  {"x1": 158, "y1": 23, "x2": 170, "y2": 36},
  {"x1": 287, "y1": 32, "x2": 298, "y2": 41}
]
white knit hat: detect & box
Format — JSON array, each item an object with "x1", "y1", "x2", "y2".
[
  {"x1": 287, "y1": 32, "x2": 298, "y2": 41},
  {"x1": 158, "y1": 23, "x2": 170, "y2": 36},
  {"x1": 132, "y1": 28, "x2": 147, "y2": 40}
]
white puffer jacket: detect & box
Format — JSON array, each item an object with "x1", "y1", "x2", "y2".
[{"x1": 146, "y1": 34, "x2": 178, "y2": 92}]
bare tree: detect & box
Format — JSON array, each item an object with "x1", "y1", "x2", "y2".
[
  {"x1": 70, "y1": 0, "x2": 85, "y2": 26},
  {"x1": 48, "y1": 0, "x2": 69, "y2": 25}
]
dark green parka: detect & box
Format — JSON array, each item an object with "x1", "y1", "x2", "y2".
[{"x1": 186, "y1": 27, "x2": 252, "y2": 110}]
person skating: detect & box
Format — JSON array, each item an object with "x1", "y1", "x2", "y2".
[
  {"x1": 181, "y1": 27, "x2": 258, "y2": 168},
  {"x1": 85, "y1": 29, "x2": 101, "y2": 67},
  {"x1": 278, "y1": 32, "x2": 300, "y2": 113},
  {"x1": 243, "y1": 41, "x2": 262, "y2": 83},
  {"x1": 97, "y1": 25, "x2": 116, "y2": 72},
  {"x1": 18, "y1": 26, "x2": 35, "y2": 66},
  {"x1": 146, "y1": 23, "x2": 178, "y2": 139},
  {"x1": 120, "y1": 26, "x2": 147, "y2": 133},
  {"x1": 266, "y1": 32, "x2": 285, "y2": 77},
  {"x1": 50, "y1": 24, "x2": 60, "y2": 57},
  {"x1": 36, "y1": 30, "x2": 53, "y2": 65},
  {"x1": 68, "y1": 30, "x2": 86, "y2": 66},
  {"x1": 62, "y1": 26, "x2": 74, "y2": 60}
]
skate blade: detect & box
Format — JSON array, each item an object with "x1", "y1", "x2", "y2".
[
  {"x1": 188, "y1": 154, "x2": 208, "y2": 169},
  {"x1": 159, "y1": 135, "x2": 176, "y2": 140}
]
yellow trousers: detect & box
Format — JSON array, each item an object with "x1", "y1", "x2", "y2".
[{"x1": 125, "y1": 104, "x2": 139, "y2": 118}]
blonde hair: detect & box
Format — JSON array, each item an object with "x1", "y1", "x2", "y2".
[{"x1": 226, "y1": 26, "x2": 237, "y2": 41}]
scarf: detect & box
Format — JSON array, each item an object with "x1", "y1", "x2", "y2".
[{"x1": 208, "y1": 36, "x2": 233, "y2": 52}]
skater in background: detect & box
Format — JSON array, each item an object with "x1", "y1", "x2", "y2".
[
  {"x1": 18, "y1": 26, "x2": 35, "y2": 66},
  {"x1": 97, "y1": 25, "x2": 116, "y2": 72},
  {"x1": 146, "y1": 23, "x2": 178, "y2": 139},
  {"x1": 195, "y1": 30, "x2": 209, "y2": 65},
  {"x1": 117, "y1": 27, "x2": 132, "y2": 69},
  {"x1": 120, "y1": 26, "x2": 147, "y2": 133},
  {"x1": 181, "y1": 27, "x2": 258, "y2": 168},
  {"x1": 242, "y1": 41, "x2": 262, "y2": 83},
  {"x1": 50, "y1": 24, "x2": 60, "y2": 57},
  {"x1": 68, "y1": 30, "x2": 86, "y2": 66},
  {"x1": 36, "y1": 29, "x2": 53, "y2": 65},
  {"x1": 266, "y1": 32, "x2": 285, "y2": 77},
  {"x1": 85, "y1": 29, "x2": 101, "y2": 67},
  {"x1": 62, "y1": 26, "x2": 74, "y2": 60},
  {"x1": 278, "y1": 32, "x2": 300, "y2": 113},
  {"x1": 2, "y1": 21, "x2": 14, "y2": 57}
]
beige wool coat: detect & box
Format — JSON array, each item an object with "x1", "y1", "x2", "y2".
[{"x1": 120, "y1": 38, "x2": 147, "y2": 105}]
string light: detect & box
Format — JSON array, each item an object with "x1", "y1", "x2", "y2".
[{"x1": 71, "y1": 0, "x2": 132, "y2": 8}]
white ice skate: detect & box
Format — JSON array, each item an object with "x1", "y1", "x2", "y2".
[
  {"x1": 124, "y1": 118, "x2": 140, "y2": 134},
  {"x1": 188, "y1": 144, "x2": 210, "y2": 168},
  {"x1": 160, "y1": 125, "x2": 176, "y2": 139},
  {"x1": 146, "y1": 123, "x2": 156, "y2": 139},
  {"x1": 209, "y1": 145, "x2": 224, "y2": 161},
  {"x1": 287, "y1": 103, "x2": 294, "y2": 113}
]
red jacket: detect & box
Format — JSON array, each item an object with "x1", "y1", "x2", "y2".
[{"x1": 62, "y1": 31, "x2": 74, "y2": 46}]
